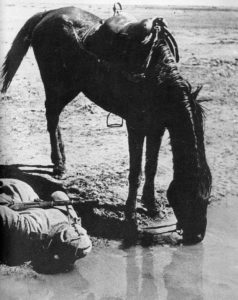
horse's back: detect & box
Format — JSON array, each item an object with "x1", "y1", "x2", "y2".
[
  {"x1": 32, "y1": 6, "x2": 101, "y2": 44},
  {"x1": 30, "y1": 7, "x2": 101, "y2": 94}
]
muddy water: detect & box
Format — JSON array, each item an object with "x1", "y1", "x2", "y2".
[{"x1": 1, "y1": 200, "x2": 238, "y2": 300}]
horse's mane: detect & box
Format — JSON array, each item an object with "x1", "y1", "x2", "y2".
[
  {"x1": 154, "y1": 39, "x2": 205, "y2": 123},
  {"x1": 154, "y1": 40, "x2": 191, "y2": 91},
  {"x1": 153, "y1": 39, "x2": 211, "y2": 190}
]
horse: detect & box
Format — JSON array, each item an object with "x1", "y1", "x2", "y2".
[{"x1": 1, "y1": 6, "x2": 212, "y2": 243}]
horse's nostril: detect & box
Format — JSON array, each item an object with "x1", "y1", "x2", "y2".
[{"x1": 183, "y1": 232, "x2": 204, "y2": 245}]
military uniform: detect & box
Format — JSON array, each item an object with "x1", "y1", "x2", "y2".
[{"x1": 0, "y1": 179, "x2": 92, "y2": 272}]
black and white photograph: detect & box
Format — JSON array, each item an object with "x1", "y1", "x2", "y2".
[{"x1": 0, "y1": 0, "x2": 237, "y2": 299}]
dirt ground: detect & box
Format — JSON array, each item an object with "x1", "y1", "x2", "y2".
[{"x1": 0, "y1": 0, "x2": 238, "y2": 269}]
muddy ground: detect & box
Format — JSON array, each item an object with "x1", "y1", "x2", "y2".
[{"x1": 0, "y1": 0, "x2": 238, "y2": 272}]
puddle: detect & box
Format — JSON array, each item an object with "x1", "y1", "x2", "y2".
[{"x1": 0, "y1": 200, "x2": 238, "y2": 300}]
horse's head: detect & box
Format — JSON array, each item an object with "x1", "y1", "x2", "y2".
[
  {"x1": 165, "y1": 84, "x2": 212, "y2": 244},
  {"x1": 142, "y1": 29, "x2": 212, "y2": 243}
]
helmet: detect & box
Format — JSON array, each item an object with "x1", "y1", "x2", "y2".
[
  {"x1": 50, "y1": 191, "x2": 69, "y2": 202},
  {"x1": 49, "y1": 191, "x2": 92, "y2": 265},
  {"x1": 49, "y1": 223, "x2": 92, "y2": 265},
  {"x1": 32, "y1": 223, "x2": 92, "y2": 273},
  {"x1": 50, "y1": 190, "x2": 79, "y2": 220}
]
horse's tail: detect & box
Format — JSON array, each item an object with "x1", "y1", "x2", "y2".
[{"x1": 1, "y1": 11, "x2": 49, "y2": 93}]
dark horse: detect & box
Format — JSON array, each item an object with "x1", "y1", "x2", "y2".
[{"x1": 1, "y1": 7, "x2": 212, "y2": 243}]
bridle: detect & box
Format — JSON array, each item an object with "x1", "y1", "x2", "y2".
[{"x1": 141, "y1": 17, "x2": 179, "y2": 76}]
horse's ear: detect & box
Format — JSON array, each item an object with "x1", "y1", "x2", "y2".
[{"x1": 192, "y1": 85, "x2": 203, "y2": 100}]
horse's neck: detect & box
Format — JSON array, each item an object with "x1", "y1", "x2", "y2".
[
  {"x1": 168, "y1": 115, "x2": 212, "y2": 200},
  {"x1": 152, "y1": 41, "x2": 183, "y2": 87},
  {"x1": 168, "y1": 107, "x2": 202, "y2": 181}
]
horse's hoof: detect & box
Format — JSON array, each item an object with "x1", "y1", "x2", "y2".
[
  {"x1": 53, "y1": 166, "x2": 66, "y2": 179},
  {"x1": 141, "y1": 205, "x2": 166, "y2": 220},
  {"x1": 147, "y1": 208, "x2": 166, "y2": 219},
  {"x1": 141, "y1": 196, "x2": 156, "y2": 211},
  {"x1": 141, "y1": 199, "x2": 165, "y2": 219},
  {"x1": 124, "y1": 218, "x2": 138, "y2": 241}
]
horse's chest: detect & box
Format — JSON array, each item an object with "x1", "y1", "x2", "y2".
[{"x1": 127, "y1": 106, "x2": 165, "y2": 132}]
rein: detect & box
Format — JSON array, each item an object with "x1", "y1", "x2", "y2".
[
  {"x1": 141, "y1": 18, "x2": 179, "y2": 76},
  {"x1": 163, "y1": 27, "x2": 179, "y2": 63}
]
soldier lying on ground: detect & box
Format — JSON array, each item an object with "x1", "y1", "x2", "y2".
[{"x1": 0, "y1": 178, "x2": 92, "y2": 273}]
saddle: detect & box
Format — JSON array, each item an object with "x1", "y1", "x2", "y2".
[
  {"x1": 83, "y1": 3, "x2": 179, "y2": 74},
  {"x1": 100, "y1": 13, "x2": 155, "y2": 42},
  {"x1": 100, "y1": 2, "x2": 166, "y2": 42}
]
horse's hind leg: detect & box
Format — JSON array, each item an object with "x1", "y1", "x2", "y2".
[
  {"x1": 57, "y1": 127, "x2": 65, "y2": 164},
  {"x1": 45, "y1": 90, "x2": 78, "y2": 176},
  {"x1": 142, "y1": 129, "x2": 164, "y2": 216},
  {"x1": 45, "y1": 100, "x2": 65, "y2": 176}
]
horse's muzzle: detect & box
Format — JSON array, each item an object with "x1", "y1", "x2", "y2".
[{"x1": 182, "y1": 216, "x2": 207, "y2": 245}]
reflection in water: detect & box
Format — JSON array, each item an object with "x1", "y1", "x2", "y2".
[
  {"x1": 86, "y1": 292, "x2": 95, "y2": 300},
  {"x1": 126, "y1": 247, "x2": 140, "y2": 300},
  {"x1": 126, "y1": 247, "x2": 158, "y2": 300},
  {"x1": 139, "y1": 248, "x2": 158, "y2": 300},
  {"x1": 125, "y1": 244, "x2": 204, "y2": 300},
  {"x1": 0, "y1": 269, "x2": 92, "y2": 300},
  {"x1": 48, "y1": 268, "x2": 92, "y2": 300},
  {"x1": 164, "y1": 245, "x2": 204, "y2": 300}
]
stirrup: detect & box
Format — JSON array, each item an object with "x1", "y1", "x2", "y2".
[{"x1": 106, "y1": 112, "x2": 123, "y2": 128}]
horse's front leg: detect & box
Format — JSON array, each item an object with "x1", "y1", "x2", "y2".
[
  {"x1": 125, "y1": 125, "x2": 145, "y2": 226},
  {"x1": 142, "y1": 130, "x2": 164, "y2": 216}
]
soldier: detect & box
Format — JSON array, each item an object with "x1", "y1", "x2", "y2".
[{"x1": 0, "y1": 178, "x2": 92, "y2": 273}]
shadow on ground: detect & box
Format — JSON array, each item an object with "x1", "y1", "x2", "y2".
[
  {"x1": 0, "y1": 164, "x2": 131, "y2": 240},
  {"x1": 0, "y1": 164, "x2": 63, "y2": 200},
  {"x1": 0, "y1": 164, "x2": 178, "y2": 249}
]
